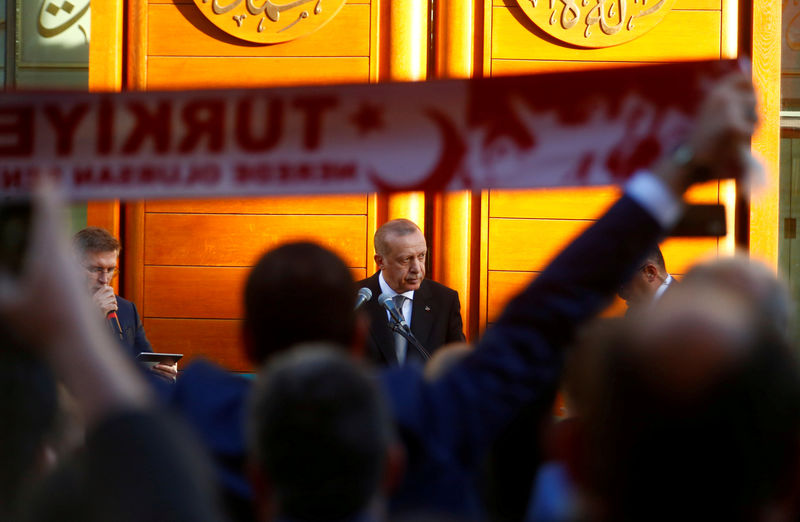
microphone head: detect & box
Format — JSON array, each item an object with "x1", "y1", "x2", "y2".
[
  {"x1": 358, "y1": 287, "x2": 372, "y2": 301},
  {"x1": 378, "y1": 293, "x2": 393, "y2": 308}
]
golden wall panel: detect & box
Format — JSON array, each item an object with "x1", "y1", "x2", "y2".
[
  {"x1": 143, "y1": 265, "x2": 367, "y2": 319},
  {"x1": 485, "y1": 270, "x2": 627, "y2": 324},
  {"x1": 146, "y1": 56, "x2": 370, "y2": 89},
  {"x1": 491, "y1": 0, "x2": 722, "y2": 8},
  {"x1": 143, "y1": 214, "x2": 367, "y2": 267},
  {"x1": 492, "y1": 9, "x2": 721, "y2": 62},
  {"x1": 143, "y1": 318, "x2": 249, "y2": 371},
  {"x1": 488, "y1": 218, "x2": 591, "y2": 272},
  {"x1": 486, "y1": 270, "x2": 535, "y2": 323},
  {"x1": 148, "y1": 3, "x2": 370, "y2": 57},
  {"x1": 488, "y1": 218, "x2": 720, "y2": 272},
  {"x1": 489, "y1": 187, "x2": 620, "y2": 219},
  {"x1": 145, "y1": 194, "x2": 367, "y2": 214},
  {"x1": 144, "y1": 266, "x2": 249, "y2": 319},
  {"x1": 491, "y1": 60, "x2": 645, "y2": 75}
]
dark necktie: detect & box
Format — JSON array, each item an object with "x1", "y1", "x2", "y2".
[{"x1": 392, "y1": 294, "x2": 408, "y2": 365}]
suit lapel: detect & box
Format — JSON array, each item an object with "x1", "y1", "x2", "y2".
[
  {"x1": 365, "y1": 273, "x2": 398, "y2": 365},
  {"x1": 410, "y1": 279, "x2": 434, "y2": 354}
]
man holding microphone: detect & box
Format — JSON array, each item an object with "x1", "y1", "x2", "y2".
[{"x1": 73, "y1": 227, "x2": 177, "y2": 381}]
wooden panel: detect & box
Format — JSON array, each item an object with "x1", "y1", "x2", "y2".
[
  {"x1": 146, "y1": 195, "x2": 368, "y2": 214},
  {"x1": 493, "y1": 8, "x2": 721, "y2": 61},
  {"x1": 150, "y1": 0, "x2": 371, "y2": 4},
  {"x1": 489, "y1": 187, "x2": 620, "y2": 219},
  {"x1": 148, "y1": 4, "x2": 370, "y2": 57},
  {"x1": 144, "y1": 214, "x2": 367, "y2": 267},
  {"x1": 486, "y1": 270, "x2": 626, "y2": 322},
  {"x1": 487, "y1": 270, "x2": 535, "y2": 322},
  {"x1": 492, "y1": 60, "x2": 644, "y2": 75},
  {"x1": 89, "y1": 0, "x2": 123, "y2": 91},
  {"x1": 143, "y1": 318, "x2": 251, "y2": 372},
  {"x1": 128, "y1": 0, "x2": 148, "y2": 89},
  {"x1": 660, "y1": 237, "x2": 719, "y2": 274},
  {"x1": 124, "y1": 203, "x2": 146, "y2": 309},
  {"x1": 685, "y1": 180, "x2": 721, "y2": 203},
  {"x1": 489, "y1": 218, "x2": 719, "y2": 273},
  {"x1": 488, "y1": 218, "x2": 592, "y2": 271},
  {"x1": 488, "y1": 182, "x2": 717, "y2": 219},
  {"x1": 144, "y1": 266, "x2": 248, "y2": 319},
  {"x1": 491, "y1": 0, "x2": 722, "y2": 8},
  {"x1": 147, "y1": 57, "x2": 369, "y2": 89},
  {"x1": 143, "y1": 265, "x2": 367, "y2": 319},
  {"x1": 87, "y1": 201, "x2": 121, "y2": 237},
  {"x1": 388, "y1": 0, "x2": 429, "y2": 81},
  {"x1": 750, "y1": 0, "x2": 781, "y2": 267}
]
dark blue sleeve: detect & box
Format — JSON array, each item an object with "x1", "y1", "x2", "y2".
[
  {"x1": 130, "y1": 300, "x2": 153, "y2": 354},
  {"x1": 382, "y1": 194, "x2": 665, "y2": 466}
]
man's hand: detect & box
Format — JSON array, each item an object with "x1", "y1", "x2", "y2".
[
  {"x1": 654, "y1": 70, "x2": 758, "y2": 196},
  {"x1": 93, "y1": 285, "x2": 118, "y2": 317},
  {"x1": 151, "y1": 363, "x2": 178, "y2": 382}
]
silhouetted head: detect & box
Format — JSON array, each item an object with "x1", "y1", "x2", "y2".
[
  {"x1": 682, "y1": 255, "x2": 793, "y2": 340},
  {"x1": 618, "y1": 245, "x2": 668, "y2": 311},
  {"x1": 572, "y1": 282, "x2": 800, "y2": 521},
  {"x1": 249, "y1": 345, "x2": 394, "y2": 521},
  {"x1": 243, "y1": 242, "x2": 357, "y2": 364}
]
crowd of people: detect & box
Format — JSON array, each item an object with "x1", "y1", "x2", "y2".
[{"x1": 3, "y1": 70, "x2": 797, "y2": 522}]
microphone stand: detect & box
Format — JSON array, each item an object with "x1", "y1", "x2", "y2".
[{"x1": 390, "y1": 321, "x2": 431, "y2": 361}]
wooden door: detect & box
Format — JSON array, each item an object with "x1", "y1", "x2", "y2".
[{"x1": 472, "y1": 0, "x2": 743, "y2": 331}]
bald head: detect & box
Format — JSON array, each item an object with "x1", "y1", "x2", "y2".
[
  {"x1": 374, "y1": 219, "x2": 422, "y2": 257},
  {"x1": 574, "y1": 281, "x2": 800, "y2": 520},
  {"x1": 681, "y1": 256, "x2": 793, "y2": 340}
]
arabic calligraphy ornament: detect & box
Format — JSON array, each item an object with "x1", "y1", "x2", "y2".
[
  {"x1": 194, "y1": 0, "x2": 345, "y2": 44},
  {"x1": 515, "y1": 0, "x2": 677, "y2": 48},
  {"x1": 37, "y1": 0, "x2": 90, "y2": 39}
]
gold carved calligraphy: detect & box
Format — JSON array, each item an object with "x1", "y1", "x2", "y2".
[
  {"x1": 516, "y1": 0, "x2": 677, "y2": 48},
  {"x1": 193, "y1": 0, "x2": 344, "y2": 44}
]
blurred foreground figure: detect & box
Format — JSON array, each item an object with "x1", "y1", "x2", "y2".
[
  {"x1": 682, "y1": 255, "x2": 793, "y2": 338},
  {"x1": 0, "y1": 183, "x2": 226, "y2": 522},
  {"x1": 568, "y1": 262, "x2": 800, "y2": 521},
  {"x1": 249, "y1": 346, "x2": 398, "y2": 522},
  {"x1": 164, "y1": 241, "x2": 360, "y2": 521},
  {"x1": 0, "y1": 339, "x2": 57, "y2": 521}
]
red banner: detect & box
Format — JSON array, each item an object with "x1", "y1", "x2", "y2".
[{"x1": 0, "y1": 60, "x2": 742, "y2": 200}]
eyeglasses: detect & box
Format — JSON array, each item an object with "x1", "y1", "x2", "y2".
[{"x1": 84, "y1": 266, "x2": 118, "y2": 278}]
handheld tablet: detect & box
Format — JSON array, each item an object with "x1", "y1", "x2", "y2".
[{"x1": 136, "y1": 352, "x2": 183, "y2": 365}]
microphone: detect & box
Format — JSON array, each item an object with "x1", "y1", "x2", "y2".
[
  {"x1": 354, "y1": 287, "x2": 372, "y2": 310},
  {"x1": 378, "y1": 293, "x2": 410, "y2": 332},
  {"x1": 107, "y1": 310, "x2": 124, "y2": 341}
]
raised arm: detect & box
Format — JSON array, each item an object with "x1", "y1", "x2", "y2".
[{"x1": 382, "y1": 70, "x2": 757, "y2": 467}]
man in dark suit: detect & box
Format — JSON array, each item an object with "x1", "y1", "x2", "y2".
[
  {"x1": 357, "y1": 219, "x2": 465, "y2": 366},
  {"x1": 73, "y1": 227, "x2": 176, "y2": 381},
  {"x1": 618, "y1": 245, "x2": 676, "y2": 315}
]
